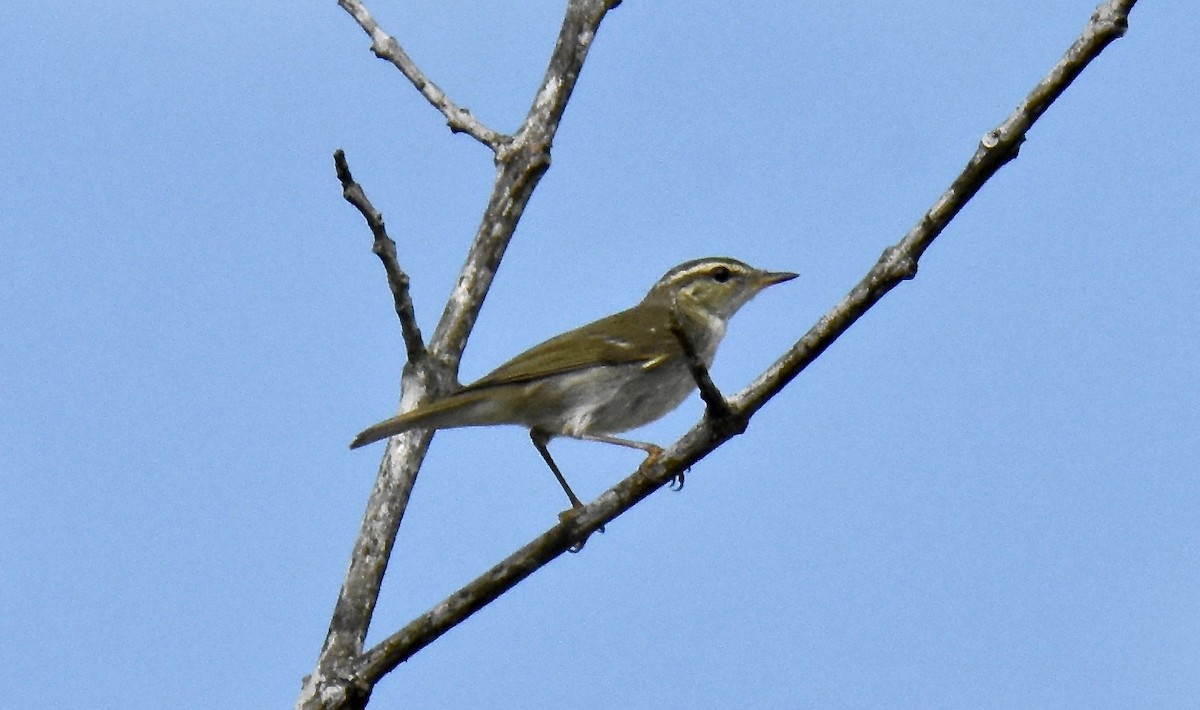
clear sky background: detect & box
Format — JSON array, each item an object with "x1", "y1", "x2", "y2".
[{"x1": 3, "y1": 2, "x2": 1197, "y2": 708}]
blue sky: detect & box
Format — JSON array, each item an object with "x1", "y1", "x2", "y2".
[{"x1": 3, "y1": 1, "x2": 1197, "y2": 707}]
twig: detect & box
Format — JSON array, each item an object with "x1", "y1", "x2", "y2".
[
  {"x1": 337, "y1": 0, "x2": 511, "y2": 151},
  {"x1": 333, "y1": 149, "x2": 426, "y2": 364},
  {"x1": 330, "y1": 0, "x2": 1139, "y2": 688},
  {"x1": 667, "y1": 299, "x2": 735, "y2": 421}
]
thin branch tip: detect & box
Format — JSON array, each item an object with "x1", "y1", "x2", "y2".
[
  {"x1": 331, "y1": 149, "x2": 427, "y2": 362},
  {"x1": 337, "y1": 0, "x2": 508, "y2": 151},
  {"x1": 333, "y1": 148, "x2": 348, "y2": 173}
]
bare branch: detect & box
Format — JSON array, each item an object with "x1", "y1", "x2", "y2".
[
  {"x1": 334, "y1": 150, "x2": 426, "y2": 364},
  {"x1": 328, "y1": 0, "x2": 1139, "y2": 688},
  {"x1": 337, "y1": 0, "x2": 511, "y2": 151},
  {"x1": 354, "y1": 508, "x2": 602, "y2": 683},
  {"x1": 428, "y1": 0, "x2": 621, "y2": 366},
  {"x1": 301, "y1": 2, "x2": 620, "y2": 707},
  {"x1": 731, "y1": 0, "x2": 1137, "y2": 419}
]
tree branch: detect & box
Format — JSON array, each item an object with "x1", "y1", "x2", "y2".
[
  {"x1": 300, "y1": 2, "x2": 620, "y2": 708},
  {"x1": 337, "y1": 0, "x2": 510, "y2": 151},
  {"x1": 730, "y1": 0, "x2": 1136, "y2": 420},
  {"x1": 334, "y1": 149, "x2": 426, "y2": 364},
  {"x1": 427, "y1": 0, "x2": 622, "y2": 365},
  {"x1": 324, "y1": 0, "x2": 1138, "y2": 691}
]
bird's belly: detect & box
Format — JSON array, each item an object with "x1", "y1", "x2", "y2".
[{"x1": 522, "y1": 361, "x2": 697, "y2": 438}]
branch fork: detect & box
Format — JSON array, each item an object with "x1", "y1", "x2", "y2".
[{"x1": 302, "y1": 1, "x2": 1138, "y2": 707}]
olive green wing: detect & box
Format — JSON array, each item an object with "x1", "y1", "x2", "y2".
[{"x1": 465, "y1": 304, "x2": 677, "y2": 390}]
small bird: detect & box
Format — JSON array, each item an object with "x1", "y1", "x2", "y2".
[{"x1": 351, "y1": 256, "x2": 797, "y2": 511}]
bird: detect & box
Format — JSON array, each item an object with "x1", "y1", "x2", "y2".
[{"x1": 351, "y1": 256, "x2": 797, "y2": 511}]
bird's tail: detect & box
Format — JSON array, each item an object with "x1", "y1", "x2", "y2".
[{"x1": 348, "y1": 389, "x2": 504, "y2": 449}]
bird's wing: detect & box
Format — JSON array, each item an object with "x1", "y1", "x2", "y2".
[{"x1": 466, "y1": 304, "x2": 677, "y2": 390}]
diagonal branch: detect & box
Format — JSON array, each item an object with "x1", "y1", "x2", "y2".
[
  {"x1": 339, "y1": 0, "x2": 1139, "y2": 685},
  {"x1": 337, "y1": 0, "x2": 511, "y2": 151},
  {"x1": 334, "y1": 149, "x2": 426, "y2": 364},
  {"x1": 427, "y1": 0, "x2": 622, "y2": 365},
  {"x1": 730, "y1": 0, "x2": 1136, "y2": 419}
]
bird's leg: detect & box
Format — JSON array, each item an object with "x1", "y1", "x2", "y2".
[
  {"x1": 569, "y1": 433, "x2": 682, "y2": 490},
  {"x1": 530, "y1": 429, "x2": 585, "y2": 510},
  {"x1": 530, "y1": 430, "x2": 603, "y2": 550},
  {"x1": 572, "y1": 433, "x2": 663, "y2": 461}
]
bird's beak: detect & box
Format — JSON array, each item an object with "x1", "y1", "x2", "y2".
[{"x1": 757, "y1": 270, "x2": 799, "y2": 288}]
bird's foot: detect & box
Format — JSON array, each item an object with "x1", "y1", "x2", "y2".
[
  {"x1": 559, "y1": 506, "x2": 603, "y2": 553},
  {"x1": 638, "y1": 445, "x2": 665, "y2": 470}
]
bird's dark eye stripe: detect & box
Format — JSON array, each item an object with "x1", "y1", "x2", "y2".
[{"x1": 710, "y1": 266, "x2": 732, "y2": 282}]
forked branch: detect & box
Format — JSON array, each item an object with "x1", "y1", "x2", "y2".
[
  {"x1": 303, "y1": 1, "x2": 1138, "y2": 707},
  {"x1": 322, "y1": 1, "x2": 1139, "y2": 696},
  {"x1": 337, "y1": 0, "x2": 510, "y2": 151},
  {"x1": 300, "y1": 2, "x2": 621, "y2": 708}
]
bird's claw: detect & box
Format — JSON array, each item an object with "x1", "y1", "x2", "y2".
[{"x1": 559, "y1": 506, "x2": 603, "y2": 553}]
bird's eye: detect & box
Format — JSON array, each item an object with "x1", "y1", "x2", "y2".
[{"x1": 710, "y1": 266, "x2": 732, "y2": 283}]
